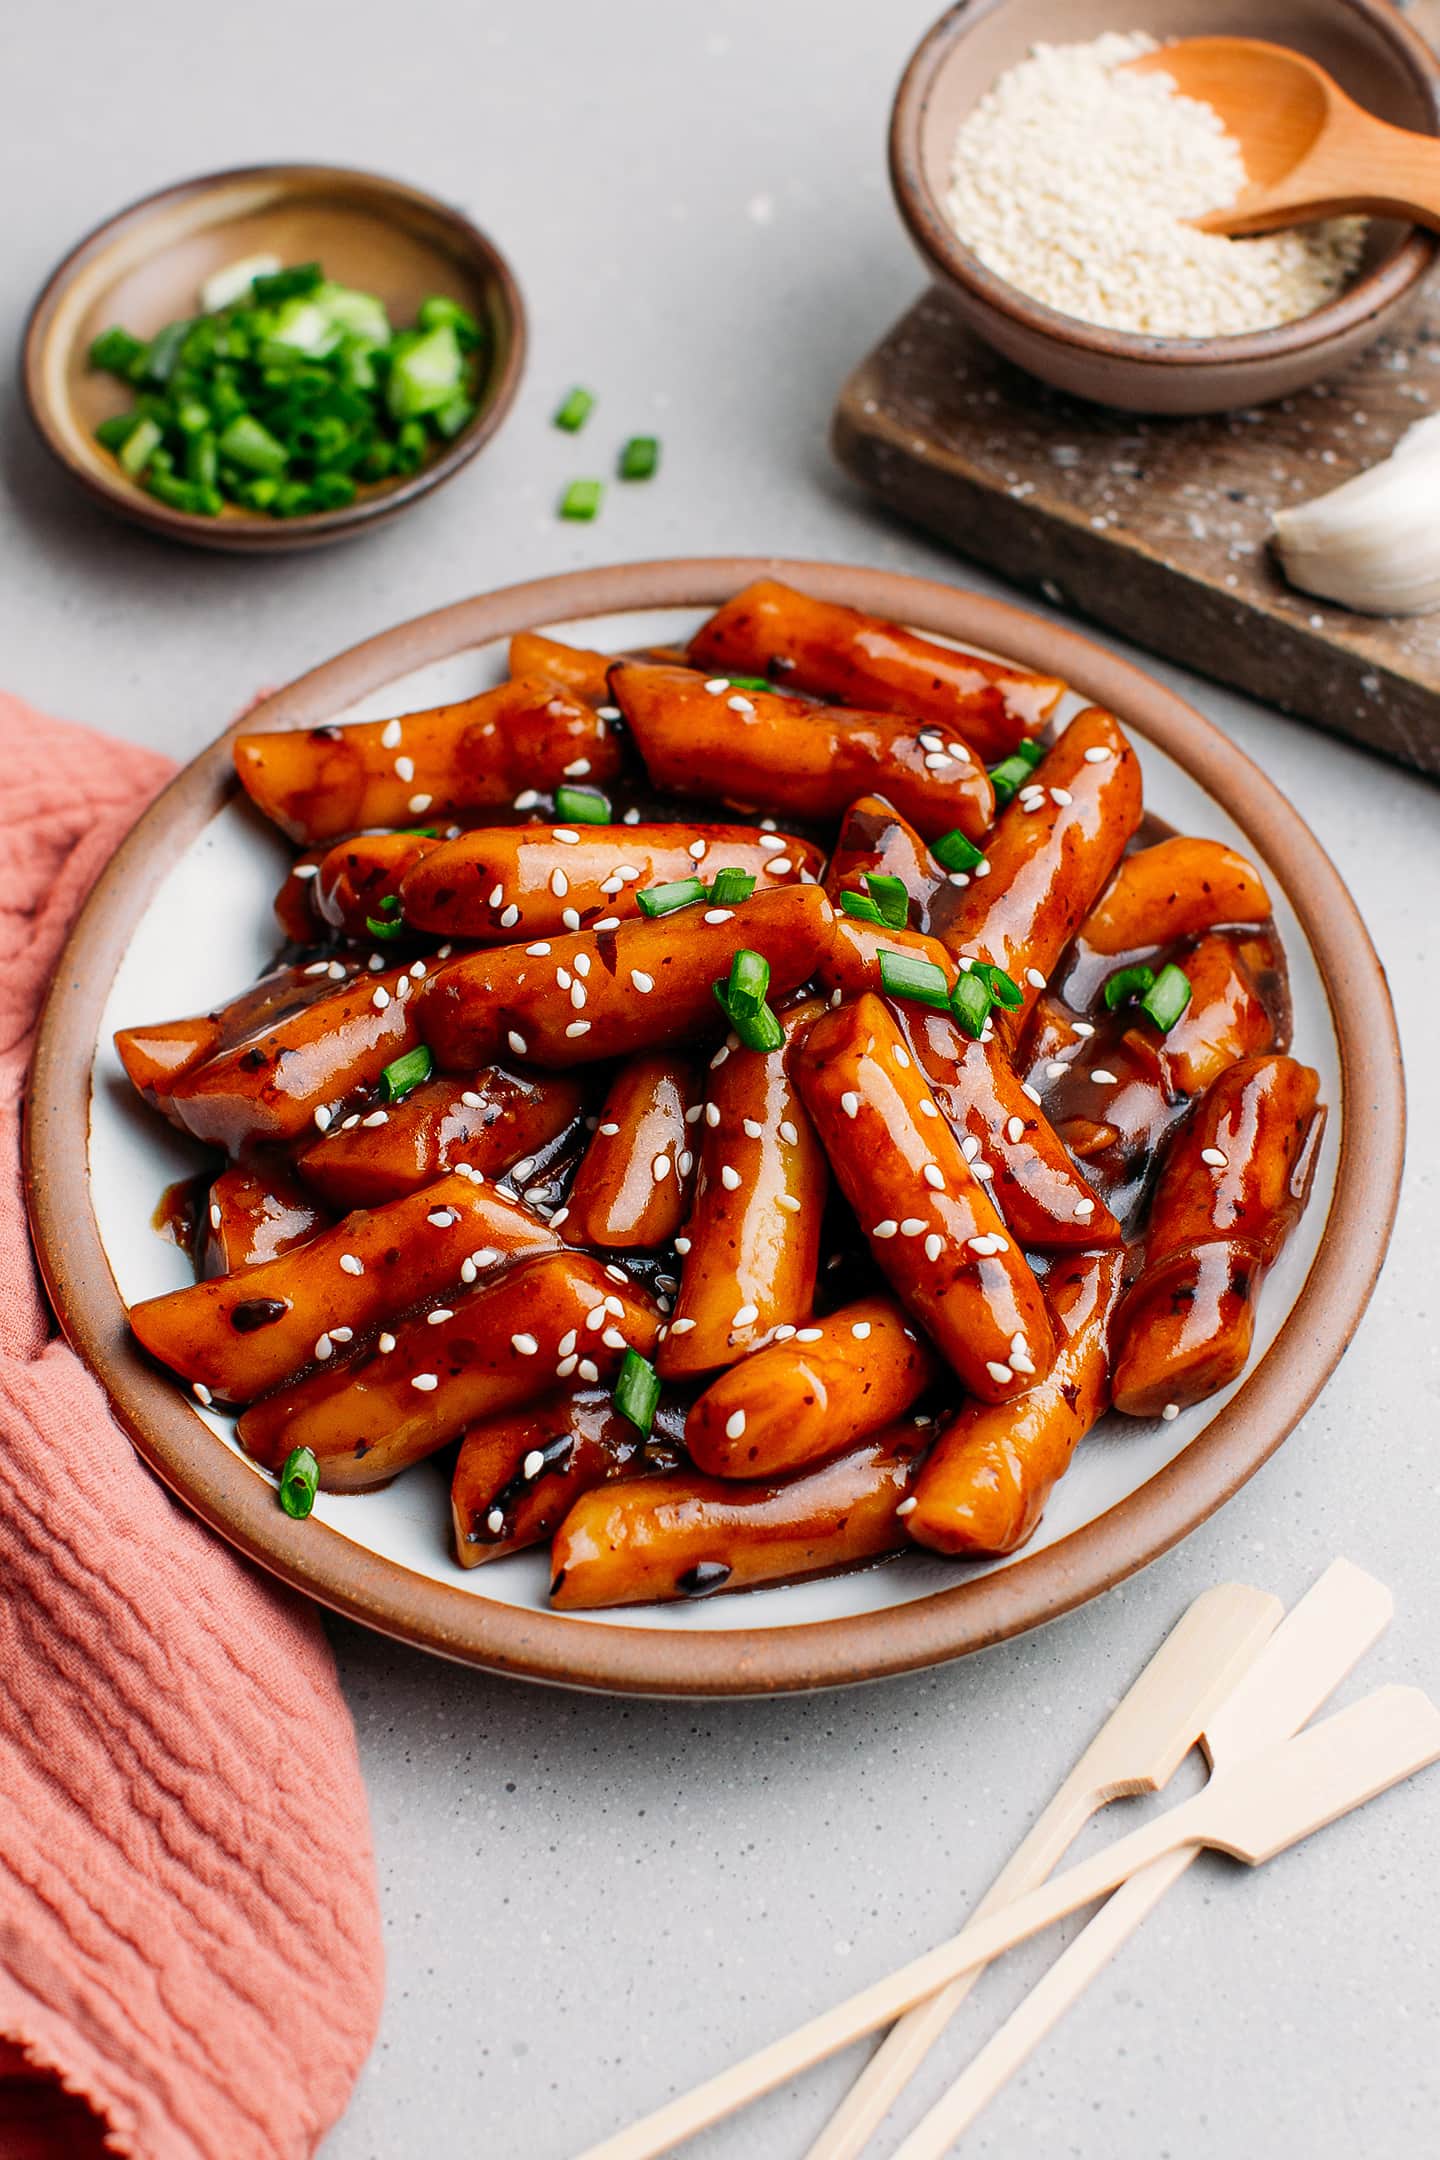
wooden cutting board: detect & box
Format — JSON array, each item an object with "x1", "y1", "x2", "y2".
[{"x1": 833, "y1": 7, "x2": 1440, "y2": 779}]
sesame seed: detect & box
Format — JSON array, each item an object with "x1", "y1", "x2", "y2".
[
  {"x1": 652, "y1": 1154, "x2": 672, "y2": 1182},
  {"x1": 378, "y1": 1333, "x2": 396, "y2": 1354},
  {"x1": 550, "y1": 868, "x2": 569, "y2": 897},
  {"x1": 1084, "y1": 745, "x2": 1112, "y2": 763},
  {"x1": 314, "y1": 1332, "x2": 334, "y2": 1360},
  {"x1": 896, "y1": 1496, "x2": 918, "y2": 1518},
  {"x1": 578, "y1": 1359, "x2": 599, "y2": 1384},
  {"x1": 394, "y1": 755, "x2": 415, "y2": 783},
  {"x1": 411, "y1": 1373, "x2": 439, "y2": 1391},
  {"x1": 892, "y1": 1044, "x2": 911, "y2": 1069},
  {"x1": 720, "y1": 1165, "x2": 742, "y2": 1190},
  {"x1": 840, "y1": 1090, "x2": 860, "y2": 1120},
  {"x1": 669, "y1": 1317, "x2": 696, "y2": 1334},
  {"x1": 1091, "y1": 1069, "x2": 1119, "y2": 1086},
  {"x1": 550, "y1": 1207, "x2": 569, "y2": 1229},
  {"x1": 512, "y1": 1334, "x2": 539, "y2": 1357},
  {"x1": 1201, "y1": 1146, "x2": 1229, "y2": 1168},
  {"x1": 564, "y1": 757, "x2": 592, "y2": 777},
  {"x1": 710, "y1": 1045, "x2": 729, "y2": 1069},
  {"x1": 732, "y1": 1303, "x2": 759, "y2": 1329},
  {"x1": 514, "y1": 788, "x2": 540, "y2": 810},
  {"x1": 313, "y1": 1106, "x2": 332, "y2": 1132},
  {"x1": 759, "y1": 834, "x2": 785, "y2": 853},
  {"x1": 725, "y1": 1409, "x2": 747, "y2": 1438},
  {"x1": 339, "y1": 1253, "x2": 364, "y2": 1276},
  {"x1": 689, "y1": 839, "x2": 708, "y2": 861},
  {"x1": 304, "y1": 959, "x2": 331, "y2": 976},
  {"x1": 924, "y1": 751, "x2": 952, "y2": 770},
  {"x1": 1021, "y1": 1083, "x2": 1042, "y2": 1105},
  {"x1": 526, "y1": 943, "x2": 551, "y2": 958},
  {"x1": 330, "y1": 1326, "x2": 353, "y2": 1344},
  {"x1": 851, "y1": 1320, "x2": 872, "y2": 1340},
  {"x1": 371, "y1": 985, "x2": 390, "y2": 1010},
  {"x1": 742, "y1": 1117, "x2": 763, "y2": 1139},
  {"x1": 562, "y1": 909, "x2": 581, "y2": 931},
  {"x1": 602, "y1": 1327, "x2": 627, "y2": 1350},
  {"x1": 381, "y1": 719, "x2": 402, "y2": 748},
  {"x1": 678, "y1": 1150, "x2": 694, "y2": 1175},
  {"x1": 500, "y1": 904, "x2": 520, "y2": 928},
  {"x1": 704, "y1": 678, "x2": 729, "y2": 694},
  {"x1": 1046, "y1": 1061, "x2": 1071, "y2": 1080},
  {"x1": 1005, "y1": 1116, "x2": 1026, "y2": 1144},
  {"x1": 459, "y1": 1258, "x2": 477, "y2": 1284},
  {"x1": 598, "y1": 1121, "x2": 620, "y2": 1136},
  {"x1": 472, "y1": 1248, "x2": 499, "y2": 1268},
  {"x1": 1012, "y1": 1351, "x2": 1036, "y2": 1375},
  {"x1": 553, "y1": 828, "x2": 581, "y2": 845},
  {"x1": 632, "y1": 970, "x2": 654, "y2": 993},
  {"x1": 674, "y1": 1236, "x2": 692, "y2": 1255},
  {"x1": 777, "y1": 1194, "x2": 801, "y2": 1212},
  {"x1": 597, "y1": 705, "x2": 621, "y2": 720},
  {"x1": 918, "y1": 1099, "x2": 939, "y2": 1119},
  {"x1": 972, "y1": 1162, "x2": 994, "y2": 1181},
  {"x1": 428, "y1": 1308, "x2": 454, "y2": 1326},
  {"x1": 872, "y1": 1219, "x2": 899, "y2": 1239},
  {"x1": 704, "y1": 1102, "x2": 722, "y2": 1128},
  {"x1": 778, "y1": 1119, "x2": 799, "y2": 1145},
  {"x1": 594, "y1": 913, "x2": 621, "y2": 928},
  {"x1": 726, "y1": 695, "x2": 754, "y2": 713},
  {"x1": 1073, "y1": 1022, "x2": 1095, "y2": 1038},
  {"x1": 584, "y1": 1306, "x2": 607, "y2": 1333},
  {"x1": 570, "y1": 982, "x2": 587, "y2": 1009},
  {"x1": 704, "y1": 908, "x2": 733, "y2": 925},
  {"x1": 924, "y1": 1233, "x2": 943, "y2": 1262},
  {"x1": 948, "y1": 871, "x2": 971, "y2": 888},
  {"x1": 605, "y1": 1266, "x2": 629, "y2": 1286},
  {"x1": 396, "y1": 976, "x2": 410, "y2": 999},
  {"x1": 508, "y1": 1031, "x2": 529, "y2": 1057},
  {"x1": 193, "y1": 1381, "x2": 213, "y2": 1406},
  {"x1": 960, "y1": 1135, "x2": 980, "y2": 1162},
  {"x1": 1025, "y1": 968, "x2": 1046, "y2": 989},
  {"x1": 621, "y1": 810, "x2": 640, "y2": 826},
  {"x1": 1050, "y1": 787, "x2": 1072, "y2": 806},
  {"x1": 922, "y1": 1165, "x2": 944, "y2": 1190},
  {"x1": 364, "y1": 1109, "x2": 391, "y2": 1127},
  {"x1": 565, "y1": 1021, "x2": 591, "y2": 1037},
  {"x1": 408, "y1": 794, "x2": 433, "y2": 814},
  {"x1": 900, "y1": 1217, "x2": 926, "y2": 1236},
  {"x1": 765, "y1": 856, "x2": 794, "y2": 876},
  {"x1": 293, "y1": 863, "x2": 320, "y2": 882},
  {"x1": 487, "y1": 1507, "x2": 505, "y2": 1534},
  {"x1": 1074, "y1": 1197, "x2": 1096, "y2": 1218},
  {"x1": 986, "y1": 1361, "x2": 1014, "y2": 1385},
  {"x1": 1162, "y1": 1402, "x2": 1180, "y2": 1421},
  {"x1": 556, "y1": 969, "x2": 573, "y2": 990},
  {"x1": 947, "y1": 742, "x2": 971, "y2": 762},
  {"x1": 511, "y1": 1157, "x2": 537, "y2": 1181},
  {"x1": 208, "y1": 1202, "x2": 222, "y2": 1229},
  {"x1": 427, "y1": 1209, "x2": 457, "y2": 1227}
]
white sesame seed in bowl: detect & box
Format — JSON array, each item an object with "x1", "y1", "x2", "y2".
[{"x1": 890, "y1": 0, "x2": 1440, "y2": 414}]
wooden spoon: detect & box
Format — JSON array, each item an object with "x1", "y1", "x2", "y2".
[{"x1": 1127, "y1": 38, "x2": 1440, "y2": 235}]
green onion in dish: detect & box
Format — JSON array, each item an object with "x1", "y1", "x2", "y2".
[
  {"x1": 560, "y1": 478, "x2": 603, "y2": 521},
  {"x1": 379, "y1": 1045, "x2": 434, "y2": 1103},
  {"x1": 840, "y1": 890, "x2": 885, "y2": 926},
  {"x1": 931, "y1": 828, "x2": 985, "y2": 874},
  {"x1": 950, "y1": 972, "x2": 994, "y2": 1039},
  {"x1": 553, "y1": 386, "x2": 595, "y2": 432},
  {"x1": 365, "y1": 913, "x2": 406, "y2": 941},
  {"x1": 618, "y1": 435, "x2": 660, "y2": 480},
  {"x1": 613, "y1": 1349, "x2": 662, "y2": 1436},
  {"x1": 707, "y1": 867, "x2": 757, "y2": 905},
  {"x1": 987, "y1": 737, "x2": 1047, "y2": 806},
  {"x1": 278, "y1": 1446, "x2": 320, "y2": 1520},
  {"x1": 637, "y1": 876, "x2": 707, "y2": 918},
  {"x1": 863, "y1": 873, "x2": 909, "y2": 929},
  {"x1": 722, "y1": 949, "x2": 770, "y2": 1022},
  {"x1": 1103, "y1": 963, "x2": 1156, "y2": 1010},
  {"x1": 878, "y1": 950, "x2": 952, "y2": 1012},
  {"x1": 86, "y1": 260, "x2": 488, "y2": 520},
  {"x1": 712, "y1": 674, "x2": 774, "y2": 695},
  {"x1": 554, "y1": 784, "x2": 612, "y2": 825},
  {"x1": 969, "y1": 961, "x2": 1024, "y2": 1012},
  {"x1": 1141, "y1": 963, "x2": 1193, "y2": 1032}
]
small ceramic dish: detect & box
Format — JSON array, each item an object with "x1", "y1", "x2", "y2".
[
  {"x1": 21, "y1": 162, "x2": 526, "y2": 553},
  {"x1": 890, "y1": 0, "x2": 1440, "y2": 415},
  {"x1": 24, "y1": 560, "x2": 1403, "y2": 1696}
]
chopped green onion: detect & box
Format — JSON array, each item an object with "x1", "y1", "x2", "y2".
[
  {"x1": 138, "y1": 319, "x2": 192, "y2": 385},
  {"x1": 879, "y1": 950, "x2": 953, "y2": 1011},
  {"x1": 555, "y1": 784, "x2": 612, "y2": 825},
  {"x1": 613, "y1": 1348, "x2": 662, "y2": 1435},
  {"x1": 217, "y1": 412, "x2": 289, "y2": 475},
  {"x1": 1015, "y1": 739, "x2": 1046, "y2": 768},
  {"x1": 988, "y1": 752, "x2": 1041, "y2": 807},
  {"x1": 1141, "y1": 963, "x2": 1193, "y2": 1033},
  {"x1": 1103, "y1": 963, "x2": 1156, "y2": 1011},
  {"x1": 864, "y1": 873, "x2": 910, "y2": 929},
  {"x1": 707, "y1": 868, "x2": 756, "y2": 905},
  {"x1": 840, "y1": 890, "x2": 885, "y2": 926},
  {"x1": 432, "y1": 394, "x2": 477, "y2": 440},
  {"x1": 252, "y1": 263, "x2": 323, "y2": 304},
  {"x1": 618, "y1": 435, "x2": 659, "y2": 480},
  {"x1": 714, "y1": 674, "x2": 774, "y2": 695},
  {"x1": 417, "y1": 295, "x2": 483, "y2": 347},
  {"x1": 560, "y1": 478, "x2": 603, "y2": 520},
  {"x1": 380, "y1": 1045, "x2": 434, "y2": 1102},
  {"x1": 724, "y1": 949, "x2": 770, "y2": 1021},
  {"x1": 637, "y1": 876, "x2": 706, "y2": 918},
  {"x1": 554, "y1": 386, "x2": 595, "y2": 432},
  {"x1": 722, "y1": 994, "x2": 785, "y2": 1054},
  {"x1": 89, "y1": 325, "x2": 147, "y2": 376},
  {"x1": 94, "y1": 414, "x2": 135, "y2": 452},
  {"x1": 386, "y1": 322, "x2": 464, "y2": 420},
  {"x1": 951, "y1": 972, "x2": 994, "y2": 1038},
  {"x1": 365, "y1": 912, "x2": 406, "y2": 940},
  {"x1": 317, "y1": 283, "x2": 392, "y2": 345},
  {"x1": 278, "y1": 1446, "x2": 320, "y2": 1519},
  {"x1": 932, "y1": 829, "x2": 985, "y2": 874},
  {"x1": 971, "y1": 962, "x2": 1024, "y2": 1012},
  {"x1": 118, "y1": 415, "x2": 162, "y2": 476}
]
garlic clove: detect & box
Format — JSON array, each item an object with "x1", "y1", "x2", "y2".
[{"x1": 1272, "y1": 414, "x2": 1440, "y2": 619}]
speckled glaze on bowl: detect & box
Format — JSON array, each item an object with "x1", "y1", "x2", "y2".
[
  {"x1": 22, "y1": 162, "x2": 526, "y2": 552},
  {"x1": 24, "y1": 560, "x2": 1403, "y2": 1695},
  {"x1": 890, "y1": 0, "x2": 1440, "y2": 414}
]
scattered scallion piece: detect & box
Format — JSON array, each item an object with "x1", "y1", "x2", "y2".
[
  {"x1": 716, "y1": 989, "x2": 785, "y2": 1053},
  {"x1": 380, "y1": 1045, "x2": 434, "y2": 1102},
  {"x1": 714, "y1": 674, "x2": 774, "y2": 695},
  {"x1": 613, "y1": 1349, "x2": 662, "y2": 1435},
  {"x1": 987, "y1": 739, "x2": 1046, "y2": 806},
  {"x1": 970, "y1": 961, "x2": 1024, "y2": 1012},
  {"x1": 637, "y1": 875, "x2": 707, "y2": 918},
  {"x1": 1141, "y1": 963, "x2": 1193, "y2": 1032},
  {"x1": 618, "y1": 434, "x2": 660, "y2": 480},
  {"x1": 87, "y1": 260, "x2": 487, "y2": 520},
  {"x1": 560, "y1": 478, "x2": 603, "y2": 521},
  {"x1": 708, "y1": 867, "x2": 756, "y2": 905},
  {"x1": 1103, "y1": 963, "x2": 1157, "y2": 1010},
  {"x1": 554, "y1": 386, "x2": 596, "y2": 432},
  {"x1": 278, "y1": 1446, "x2": 320, "y2": 1520},
  {"x1": 863, "y1": 872, "x2": 910, "y2": 929},
  {"x1": 365, "y1": 912, "x2": 406, "y2": 940},
  {"x1": 878, "y1": 950, "x2": 952, "y2": 1011},
  {"x1": 931, "y1": 828, "x2": 986, "y2": 874},
  {"x1": 840, "y1": 890, "x2": 885, "y2": 926},
  {"x1": 554, "y1": 784, "x2": 612, "y2": 824},
  {"x1": 951, "y1": 972, "x2": 993, "y2": 1038},
  {"x1": 723, "y1": 949, "x2": 770, "y2": 1022}
]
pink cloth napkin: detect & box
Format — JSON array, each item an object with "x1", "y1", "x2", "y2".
[{"x1": 0, "y1": 696, "x2": 384, "y2": 2159}]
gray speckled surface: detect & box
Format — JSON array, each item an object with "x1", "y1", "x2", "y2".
[{"x1": 4, "y1": 3, "x2": 1438, "y2": 2155}]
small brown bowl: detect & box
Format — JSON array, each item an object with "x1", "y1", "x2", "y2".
[
  {"x1": 890, "y1": 0, "x2": 1440, "y2": 415},
  {"x1": 21, "y1": 162, "x2": 527, "y2": 553}
]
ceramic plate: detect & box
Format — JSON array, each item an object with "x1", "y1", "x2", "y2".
[{"x1": 24, "y1": 559, "x2": 1403, "y2": 1695}]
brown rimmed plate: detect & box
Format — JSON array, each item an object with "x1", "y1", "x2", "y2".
[
  {"x1": 21, "y1": 162, "x2": 526, "y2": 552},
  {"x1": 23, "y1": 559, "x2": 1403, "y2": 1695}
]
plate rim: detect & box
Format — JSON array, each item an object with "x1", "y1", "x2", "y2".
[{"x1": 24, "y1": 555, "x2": 1406, "y2": 1696}]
